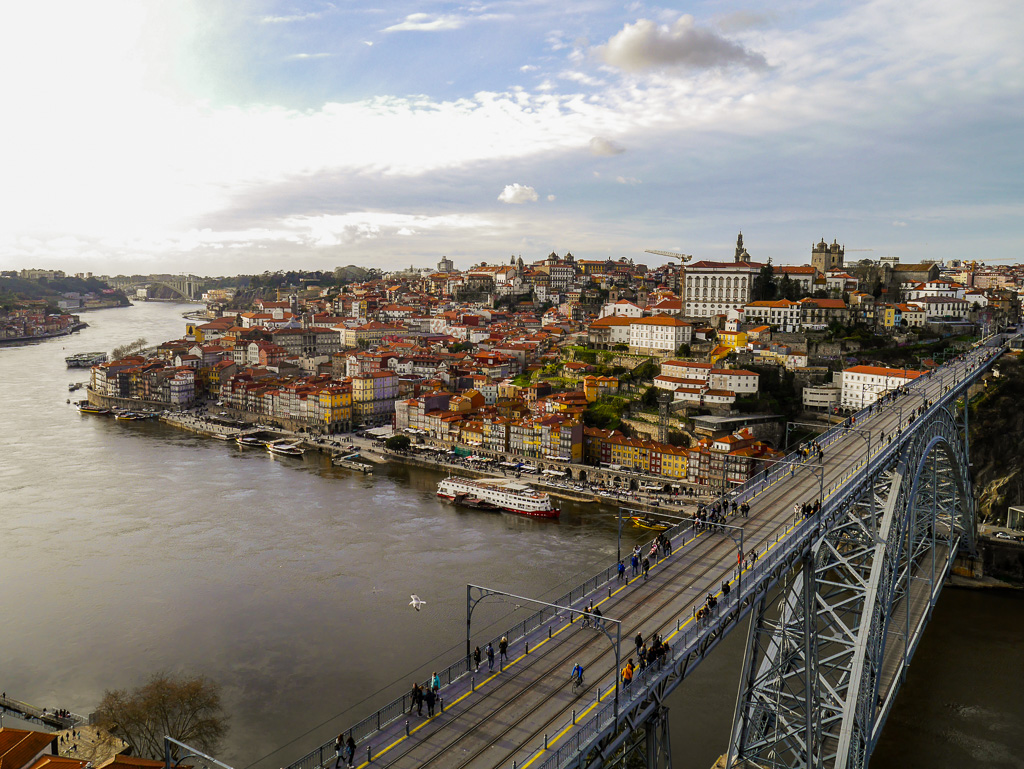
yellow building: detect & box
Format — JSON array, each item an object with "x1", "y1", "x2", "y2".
[
  {"x1": 717, "y1": 330, "x2": 747, "y2": 350},
  {"x1": 317, "y1": 383, "x2": 352, "y2": 430}
]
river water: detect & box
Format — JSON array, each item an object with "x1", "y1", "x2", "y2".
[{"x1": 0, "y1": 302, "x2": 1020, "y2": 769}]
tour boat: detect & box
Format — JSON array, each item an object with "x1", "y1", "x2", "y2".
[
  {"x1": 266, "y1": 439, "x2": 305, "y2": 457},
  {"x1": 437, "y1": 477, "x2": 559, "y2": 518},
  {"x1": 236, "y1": 435, "x2": 266, "y2": 448}
]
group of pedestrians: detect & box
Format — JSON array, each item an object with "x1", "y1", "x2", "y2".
[
  {"x1": 334, "y1": 733, "x2": 357, "y2": 769},
  {"x1": 695, "y1": 590, "x2": 718, "y2": 623},
  {"x1": 409, "y1": 673, "x2": 442, "y2": 719},
  {"x1": 794, "y1": 499, "x2": 821, "y2": 520},
  {"x1": 472, "y1": 638, "x2": 506, "y2": 673},
  {"x1": 632, "y1": 630, "x2": 670, "y2": 674}
]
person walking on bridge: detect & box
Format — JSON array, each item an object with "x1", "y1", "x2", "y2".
[
  {"x1": 642, "y1": 556, "x2": 650, "y2": 580},
  {"x1": 499, "y1": 635, "x2": 509, "y2": 664},
  {"x1": 344, "y1": 735, "x2": 356, "y2": 769},
  {"x1": 621, "y1": 659, "x2": 635, "y2": 691},
  {"x1": 424, "y1": 687, "x2": 436, "y2": 718},
  {"x1": 473, "y1": 645, "x2": 482, "y2": 672},
  {"x1": 486, "y1": 641, "x2": 495, "y2": 671}
]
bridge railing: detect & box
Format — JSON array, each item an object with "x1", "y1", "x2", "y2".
[
  {"x1": 528, "y1": 346, "x2": 1006, "y2": 769},
  {"x1": 285, "y1": 346, "x2": 1004, "y2": 769}
]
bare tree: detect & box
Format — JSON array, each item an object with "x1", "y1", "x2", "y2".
[
  {"x1": 95, "y1": 672, "x2": 229, "y2": 760},
  {"x1": 111, "y1": 337, "x2": 148, "y2": 360}
]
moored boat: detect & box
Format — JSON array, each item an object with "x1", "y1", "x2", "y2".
[
  {"x1": 630, "y1": 515, "x2": 670, "y2": 531},
  {"x1": 437, "y1": 477, "x2": 559, "y2": 518},
  {"x1": 236, "y1": 435, "x2": 266, "y2": 448},
  {"x1": 266, "y1": 438, "x2": 305, "y2": 457},
  {"x1": 77, "y1": 402, "x2": 111, "y2": 415}
]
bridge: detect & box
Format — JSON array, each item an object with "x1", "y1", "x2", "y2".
[
  {"x1": 278, "y1": 333, "x2": 1014, "y2": 769},
  {"x1": 107, "y1": 275, "x2": 205, "y2": 300}
]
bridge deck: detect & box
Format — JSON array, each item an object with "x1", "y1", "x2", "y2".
[{"x1": 318, "y1": 344, "x2": 1003, "y2": 769}]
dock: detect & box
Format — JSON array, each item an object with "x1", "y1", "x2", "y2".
[{"x1": 0, "y1": 693, "x2": 85, "y2": 729}]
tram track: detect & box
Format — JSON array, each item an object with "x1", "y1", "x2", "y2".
[
  {"x1": 372, "y1": 506, "x2": 798, "y2": 769},
  {"x1": 353, "y1": 353, "x2": 990, "y2": 769}
]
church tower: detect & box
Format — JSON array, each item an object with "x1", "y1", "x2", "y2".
[
  {"x1": 734, "y1": 232, "x2": 751, "y2": 263},
  {"x1": 811, "y1": 239, "x2": 845, "y2": 273}
]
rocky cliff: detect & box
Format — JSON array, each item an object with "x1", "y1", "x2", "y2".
[{"x1": 969, "y1": 354, "x2": 1024, "y2": 525}]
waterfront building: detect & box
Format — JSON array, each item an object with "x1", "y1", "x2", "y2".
[{"x1": 352, "y1": 370, "x2": 400, "y2": 425}]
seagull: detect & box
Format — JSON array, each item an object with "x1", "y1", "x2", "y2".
[{"x1": 410, "y1": 595, "x2": 426, "y2": 611}]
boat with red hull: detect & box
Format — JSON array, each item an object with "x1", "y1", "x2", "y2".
[{"x1": 437, "y1": 477, "x2": 559, "y2": 518}]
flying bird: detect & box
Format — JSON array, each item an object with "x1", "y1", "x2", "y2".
[{"x1": 410, "y1": 595, "x2": 426, "y2": 611}]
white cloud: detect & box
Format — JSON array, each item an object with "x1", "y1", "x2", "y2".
[
  {"x1": 599, "y1": 14, "x2": 769, "y2": 72},
  {"x1": 261, "y1": 6, "x2": 335, "y2": 24},
  {"x1": 383, "y1": 13, "x2": 466, "y2": 32},
  {"x1": 520, "y1": 64, "x2": 539, "y2": 72},
  {"x1": 498, "y1": 184, "x2": 539, "y2": 204},
  {"x1": 590, "y1": 137, "x2": 626, "y2": 156},
  {"x1": 892, "y1": 220, "x2": 908, "y2": 227},
  {"x1": 615, "y1": 176, "x2": 641, "y2": 185},
  {"x1": 285, "y1": 53, "x2": 333, "y2": 60},
  {"x1": 547, "y1": 194, "x2": 556, "y2": 201}
]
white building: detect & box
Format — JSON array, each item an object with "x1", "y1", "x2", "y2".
[
  {"x1": 599, "y1": 299, "x2": 643, "y2": 318},
  {"x1": 911, "y1": 297, "x2": 970, "y2": 320},
  {"x1": 803, "y1": 383, "x2": 841, "y2": 411},
  {"x1": 742, "y1": 299, "x2": 803, "y2": 332},
  {"x1": 683, "y1": 260, "x2": 761, "y2": 318},
  {"x1": 839, "y1": 365, "x2": 924, "y2": 409},
  {"x1": 628, "y1": 317, "x2": 693, "y2": 354}
]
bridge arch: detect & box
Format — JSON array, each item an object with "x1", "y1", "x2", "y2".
[{"x1": 730, "y1": 404, "x2": 975, "y2": 769}]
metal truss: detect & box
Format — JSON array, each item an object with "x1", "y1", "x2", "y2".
[{"x1": 728, "y1": 404, "x2": 975, "y2": 769}]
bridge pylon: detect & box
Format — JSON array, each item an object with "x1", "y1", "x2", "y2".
[{"x1": 727, "y1": 403, "x2": 975, "y2": 769}]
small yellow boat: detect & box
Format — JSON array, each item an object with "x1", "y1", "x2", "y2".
[{"x1": 630, "y1": 516, "x2": 670, "y2": 531}]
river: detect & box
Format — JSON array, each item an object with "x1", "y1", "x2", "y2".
[{"x1": 0, "y1": 302, "x2": 1020, "y2": 769}]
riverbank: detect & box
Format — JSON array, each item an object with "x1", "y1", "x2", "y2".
[{"x1": 0, "y1": 322, "x2": 88, "y2": 347}]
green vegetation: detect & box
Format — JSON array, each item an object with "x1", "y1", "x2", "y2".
[
  {"x1": 0, "y1": 275, "x2": 129, "y2": 311},
  {"x1": 738, "y1": 365, "x2": 803, "y2": 421},
  {"x1": 583, "y1": 395, "x2": 630, "y2": 430},
  {"x1": 968, "y1": 355, "x2": 1024, "y2": 524},
  {"x1": 385, "y1": 434, "x2": 412, "y2": 452},
  {"x1": 619, "y1": 358, "x2": 658, "y2": 384}
]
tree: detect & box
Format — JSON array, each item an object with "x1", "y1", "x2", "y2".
[
  {"x1": 385, "y1": 434, "x2": 412, "y2": 452},
  {"x1": 111, "y1": 337, "x2": 148, "y2": 360},
  {"x1": 752, "y1": 263, "x2": 776, "y2": 301},
  {"x1": 675, "y1": 343, "x2": 691, "y2": 357},
  {"x1": 95, "y1": 672, "x2": 228, "y2": 760}
]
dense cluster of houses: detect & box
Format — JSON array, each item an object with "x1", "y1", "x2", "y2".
[
  {"x1": 0, "y1": 309, "x2": 81, "y2": 340},
  {"x1": 80, "y1": 237, "x2": 1023, "y2": 486}
]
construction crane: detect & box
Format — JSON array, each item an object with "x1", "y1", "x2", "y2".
[{"x1": 645, "y1": 249, "x2": 693, "y2": 264}]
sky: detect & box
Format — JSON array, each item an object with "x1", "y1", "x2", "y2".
[{"x1": 0, "y1": 0, "x2": 1021, "y2": 277}]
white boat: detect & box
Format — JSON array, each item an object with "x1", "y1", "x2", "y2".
[
  {"x1": 266, "y1": 438, "x2": 305, "y2": 457},
  {"x1": 437, "y1": 477, "x2": 559, "y2": 518},
  {"x1": 236, "y1": 435, "x2": 266, "y2": 448}
]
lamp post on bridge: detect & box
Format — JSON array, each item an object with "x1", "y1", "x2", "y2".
[
  {"x1": 466, "y1": 584, "x2": 624, "y2": 723},
  {"x1": 754, "y1": 455, "x2": 826, "y2": 533}
]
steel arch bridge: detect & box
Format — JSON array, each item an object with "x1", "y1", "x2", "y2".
[
  {"x1": 728, "y1": 403, "x2": 974, "y2": 769},
  {"x1": 269, "y1": 334, "x2": 1015, "y2": 769}
]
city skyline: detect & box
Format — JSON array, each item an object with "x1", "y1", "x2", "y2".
[{"x1": 1, "y1": 0, "x2": 1021, "y2": 275}]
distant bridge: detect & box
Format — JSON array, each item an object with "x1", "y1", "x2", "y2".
[
  {"x1": 278, "y1": 332, "x2": 1015, "y2": 769},
  {"x1": 107, "y1": 275, "x2": 205, "y2": 301}
]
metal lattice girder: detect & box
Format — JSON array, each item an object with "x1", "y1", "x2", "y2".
[{"x1": 728, "y1": 405, "x2": 975, "y2": 769}]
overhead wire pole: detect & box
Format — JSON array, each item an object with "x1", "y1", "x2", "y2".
[{"x1": 465, "y1": 584, "x2": 624, "y2": 723}]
